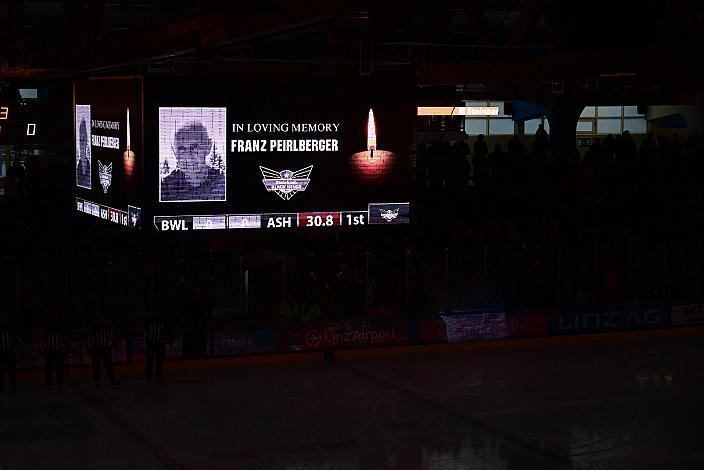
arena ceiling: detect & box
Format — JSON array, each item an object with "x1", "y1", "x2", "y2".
[{"x1": 0, "y1": 0, "x2": 701, "y2": 103}]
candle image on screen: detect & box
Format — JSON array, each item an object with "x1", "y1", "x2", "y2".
[
  {"x1": 159, "y1": 107, "x2": 227, "y2": 202},
  {"x1": 75, "y1": 105, "x2": 92, "y2": 189},
  {"x1": 367, "y1": 108, "x2": 377, "y2": 156},
  {"x1": 123, "y1": 107, "x2": 136, "y2": 181},
  {"x1": 350, "y1": 107, "x2": 397, "y2": 183}
]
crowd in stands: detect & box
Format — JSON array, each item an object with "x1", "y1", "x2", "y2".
[
  {"x1": 1, "y1": 128, "x2": 704, "y2": 333},
  {"x1": 413, "y1": 128, "x2": 704, "y2": 307}
]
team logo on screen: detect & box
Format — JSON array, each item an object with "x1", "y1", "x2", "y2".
[
  {"x1": 380, "y1": 208, "x2": 400, "y2": 222},
  {"x1": 259, "y1": 165, "x2": 313, "y2": 200},
  {"x1": 98, "y1": 161, "x2": 113, "y2": 193}
]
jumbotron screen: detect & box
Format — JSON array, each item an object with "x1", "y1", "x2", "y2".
[
  {"x1": 73, "y1": 78, "x2": 143, "y2": 229},
  {"x1": 146, "y1": 78, "x2": 413, "y2": 231}
]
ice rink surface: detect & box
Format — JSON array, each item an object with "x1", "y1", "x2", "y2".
[{"x1": 1, "y1": 328, "x2": 703, "y2": 469}]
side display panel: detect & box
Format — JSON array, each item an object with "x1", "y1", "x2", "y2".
[{"x1": 73, "y1": 78, "x2": 143, "y2": 229}]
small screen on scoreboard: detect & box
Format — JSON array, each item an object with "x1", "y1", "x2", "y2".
[
  {"x1": 147, "y1": 78, "x2": 413, "y2": 231},
  {"x1": 73, "y1": 78, "x2": 143, "y2": 229}
]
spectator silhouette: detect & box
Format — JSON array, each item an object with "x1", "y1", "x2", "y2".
[
  {"x1": 489, "y1": 144, "x2": 506, "y2": 180},
  {"x1": 533, "y1": 124, "x2": 549, "y2": 157},
  {"x1": 6, "y1": 157, "x2": 26, "y2": 199},
  {"x1": 640, "y1": 132, "x2": 657, "y2": 170},
  {"x1": 602, "y1": 134, "x2": 615, "y2": 160},
  {"x1": 472, "y1": 134, "x2": 490, "y2": 186},
  {"x1": 670, "y1": 133, "x2": 682, "y2": 167},
  {"x1": 0, "y1": 311, "x2": 22, "y2": 392}
]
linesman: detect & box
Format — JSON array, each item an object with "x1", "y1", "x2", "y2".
[
  {"x1": 145, "y1": 311, "x2": 171, "y2": 382},
  {"x1": 40, "y1": 315, "x2": 73, "y2": 389},
  {"x1": 89, "y1": 315, "x2": 119, "y2": 386}
]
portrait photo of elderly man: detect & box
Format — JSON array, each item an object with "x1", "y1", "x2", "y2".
[
  {"x1": 159, "y1": 107, "x2": 226, "y2": 202},
  {"x1": 75, "y1": 105, "x2": 92, "y2": 189}
]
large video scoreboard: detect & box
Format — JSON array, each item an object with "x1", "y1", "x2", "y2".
[{"x1": 74, "y1": 77, "x2": 413, "y2": 232}]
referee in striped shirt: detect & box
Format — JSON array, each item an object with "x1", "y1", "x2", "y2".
[
  {"x1": 40, "y1": 316, "x2": 72, "y2": 389},
  {"x1": 89, "y1": 315, "x2": 118, "y2": 386},
  {"x1": 145, "y1": 311, "x2": 171, "y2": 382},
  {"x1": 0, "y1": 312, "x2": 22, "y2": 392}
]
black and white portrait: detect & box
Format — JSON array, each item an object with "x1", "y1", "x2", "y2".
[
  {"x1": 75, "y1": 105, "x2": 92, "y2": 189},
  {"x1": 128, "y1": 205, "x2": 142, "y2": 229},
  {"x1": 159, "y1": 107, "x2": 227, "y2": 202}
]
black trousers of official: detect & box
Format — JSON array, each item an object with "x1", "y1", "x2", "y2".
[
  {"x1": 44, "y1": 352, "x2": 64, "y2": 386},
  {"x1": 145, "y1": 343, "x2": 165, "y2": 379},
  {"x1": 91, "y1": 347, "x2": 116, "y2": 384},
  {"x1": 0, "y1": 351, "x2": 17, "y2": 389}
]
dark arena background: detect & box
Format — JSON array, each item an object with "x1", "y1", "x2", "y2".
[{"x1": 1, "y1": 1, "x2": 703, "y2": 469}]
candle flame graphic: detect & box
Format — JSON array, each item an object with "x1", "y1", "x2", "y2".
[
  {"x1": 123, "y1": 107, "x2": 135, "y2": 180},
  {"x1": 367, "y1": 108, "x2": 376, "y2": 154},
  {"x1": 126, "y1": 107, "x2": 131, "y2": 151}
]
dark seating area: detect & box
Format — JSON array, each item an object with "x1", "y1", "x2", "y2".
[{"x1": 1, "y1": 130, "x2": 703, "y2": 334}]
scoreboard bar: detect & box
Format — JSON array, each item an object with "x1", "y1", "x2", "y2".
[
  {"x1": 152, "y1": 204, "x2": 409, "y2": 231},
  {"x1": 77, "y1": 198, "x2": 133, "y2": 228}
]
